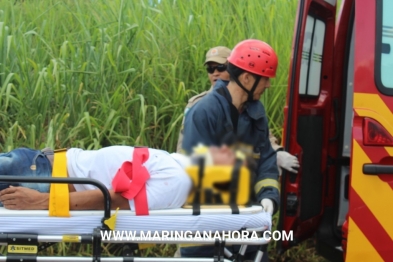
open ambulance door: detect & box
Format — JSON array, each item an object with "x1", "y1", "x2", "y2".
[
  {"x1": 277, "y1": 0, "x2": 337, "y2": 253},
  {"x1": 345, "y1": 0, "x2": 393, "y2": 260}
]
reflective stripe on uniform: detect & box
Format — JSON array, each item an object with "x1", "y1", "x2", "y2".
[{"x1": 254, "y1": 178, "x2": 280, "y2": 194}]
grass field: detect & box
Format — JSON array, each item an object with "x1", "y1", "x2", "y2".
[
  {"x1": 0, "y1": 0, "x2": 332, "y2": 261},
  {"x1": 0, "y1": 0, "x2": 296, "y2": 151}
]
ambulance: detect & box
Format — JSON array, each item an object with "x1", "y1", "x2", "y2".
[{"x1": 279, "y1": 0, "x2": 393, "y2": 261}]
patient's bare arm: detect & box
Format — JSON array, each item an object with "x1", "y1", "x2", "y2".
[
  {"x1": 0, "y1": 186, "x2": 49, "y2": 210},
  {"x1": 0, "y1": 186, "x2": 130, "y2": 210},
  {"x1": 69, "y1": 189, "x2": 130, "y2": 210}
]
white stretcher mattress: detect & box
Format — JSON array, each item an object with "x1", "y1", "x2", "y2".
[{"x1": 0, "y1": 205, "x2": 271, "y2": 235}]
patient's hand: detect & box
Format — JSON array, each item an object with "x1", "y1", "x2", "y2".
[{"x1": 0, "y1": 186, "x2": 49, "y2": 210}]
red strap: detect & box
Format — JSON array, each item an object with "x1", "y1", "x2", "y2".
[{"x1": 112, "y1": 147, "x2": 150, "y2": 215}]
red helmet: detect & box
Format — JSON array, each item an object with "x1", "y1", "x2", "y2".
[{"x1": 227, "y1": 39, "x2": 278, "y2": 78}]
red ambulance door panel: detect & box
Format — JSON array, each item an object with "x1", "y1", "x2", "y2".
[
  {"x1": 346, "y1": 0, "x2": 393, "y2": 260},
  {"x1": 277, "y1": 0, "x2": 337, "y2": 251}
]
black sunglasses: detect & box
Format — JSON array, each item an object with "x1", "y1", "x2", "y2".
[{"x1": 206, "y1": 64, "x2": 227, "y2": 74}]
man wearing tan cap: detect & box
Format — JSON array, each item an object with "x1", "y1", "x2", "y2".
[
  {"x1": 204, "y1": 46, "x2": 231, "y2": 87},
  {"x1": 176, "y1": 46, "x2": 231, "y2": 152}
]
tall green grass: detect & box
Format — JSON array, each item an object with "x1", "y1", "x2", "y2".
[{"x1": 0, "y1": 0, "x2": 297, "y2": 152}]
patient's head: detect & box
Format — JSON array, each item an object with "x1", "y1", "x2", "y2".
[
  {"x1": 210, "y1": 145, "x2": 256, "y2": 171},
  {"x1": 171, "y1": 144, "x2": 239, "y2": 168},
  {"x1": 209, "y1": 145, "x2": 236, "y2": 165}
]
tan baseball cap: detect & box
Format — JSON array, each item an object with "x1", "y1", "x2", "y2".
[{"x1": 204, "y1": 46, "x2": 231, "y2": 65}]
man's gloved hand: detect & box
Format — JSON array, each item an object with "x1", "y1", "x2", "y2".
[
  {"x1": 260, "y1": 198, "x2": 274, "y2": 215},
  {"x1": 277, "y1": 151, "x2": 299, "y2": 174}
]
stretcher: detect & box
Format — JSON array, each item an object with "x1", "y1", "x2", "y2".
[{"x1": 0, "y1": 173, "x2": 271, "y2": 262}]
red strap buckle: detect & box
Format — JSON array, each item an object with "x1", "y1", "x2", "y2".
[{"x1": 112, "y1": 147, "x2": 150, "y2": 215}]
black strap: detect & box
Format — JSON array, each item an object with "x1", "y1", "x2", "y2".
[
  {"x1": 192, "y1": 194, "x2": 201, "y2": 215},
  {"x1": 217, "y1": 87, "x2": 239, "y2": 135},
  {"x1": 229, "y1": 158, "x2": 243, "y2": 214},
  {"x1": 229, "y1": 68, "x2": 261, "y2": 102},
  {"x1": 205, "y1": 188, "x2": 213, "y2": 204},
  {"x1": 192, "y1": 157, "x2": 205, "y2": 215},
  {"x1": 214, "y1": 192, "x2": 223, "y2": 204},
  {"x1": 247, "y1": 75, "x2": 261, "y2": 101}
]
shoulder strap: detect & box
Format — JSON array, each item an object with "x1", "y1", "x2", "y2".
[
  {"x1": 229, "y1": 158, "x2": 242, "y2": 214},
  {"x1": 216, "y1": 87, "x2": 239, "y2": 135},
  {"x1": 192, "y1": 157, "x2": 205, "y2": 215}
]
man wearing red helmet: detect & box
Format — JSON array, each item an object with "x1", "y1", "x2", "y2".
[
  {"x1": 177, "y1": 46, "x2": 299, "y2": 175},
  {"x1": 181, "y1": 40, "x2": 282, "y2": 260}
]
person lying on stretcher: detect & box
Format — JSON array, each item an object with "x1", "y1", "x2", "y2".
[{"x1": 0, "y1": 145, "x2": 246, "y2": 211}]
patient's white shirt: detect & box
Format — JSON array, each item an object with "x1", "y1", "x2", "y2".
[{"x1": 66, "y1": 146, "x2": 192, "y2": 211}]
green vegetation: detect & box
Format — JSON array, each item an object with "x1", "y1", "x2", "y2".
[
  {"x1": 0, "y1": 0, "x2": 329, "y2": 261},
  {"x1": 0, "y1": 0, "x2": 296, "y2": 152}
]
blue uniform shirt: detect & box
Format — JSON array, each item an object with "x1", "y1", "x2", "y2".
[{"x1": 182, "y1": 80, "x2": 280, "y2": 212}]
